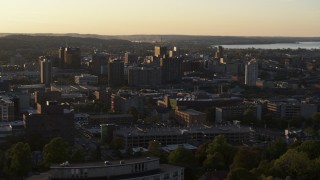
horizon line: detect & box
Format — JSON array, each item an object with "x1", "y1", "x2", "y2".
[{"x1": 1, "y1": 32, "x2": 320, "y2": 38}]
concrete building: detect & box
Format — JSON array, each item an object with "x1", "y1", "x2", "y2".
[
  {"x1": 40, "y1": 59, "x2": 52, "y2": 86},
  {"x1": 58, "y1": 47, "x2": 65, "y2": 68},
  {"x1": 34, "y1": 91, "x2": 62, "y2": 105},
  {"x1": 245, "y1": 59, "x2": 258, "y2": 86},
  {"x1": 215, "y1": 46, "x2": 224, "y2": 59},
  {"x1": 23, "y1": 101, "x2": 74, "y2": 142},
  {"x1": 0, "y1": 96, "x2": 15, "y2": 122},
  {"x1": 124, "y1": 52, "x2": 138, "y2": 65},
  {"x1": 160, "y1": 57, "x2": 183, "y2": 84},
  {"x1": 108, "y1": 60, "x2": 124, "y2": 87},
  {"x1": 64, "y1": 47, "x2": 81, "y2": 69},
  {"x1": 74, "y1": 74, "x2": 98, "y2": 85},
  {"x1": 154, "y1": 46, "x2": 167, "y2": 58},
  {"x1": 215, "y1": 105, "x2": 262, "y2": 123},
  {"x1": 111, "y1": 92, "x2": 144, "y2": 114},
  {"x1": 128, "y1": 67, "x2": 161, "y2": 86},
  {"x1": 175, "y1": 106, "x2": 206, "y2": 126},
  {"x1": 93, "y1": 87, "x2": 112, "y2": 110},
  {"x1": 49, "y1": 157, "x2": 184, "y2": 180},
  {"x1": 267, "y1": 100, "x2": 318, "y2": 119},
  {"x1": 91, "y1": 51, "x2": 109, "y2": 76},
  {"x1": 89, "y1": 114, "x2": 134, "y2": 126},
  {"x1": 114, "y1": 125, "x2": 251, "y2": 148}
]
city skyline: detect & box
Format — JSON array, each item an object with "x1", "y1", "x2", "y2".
[{"x1": 0, "y1": 0, "x2": 320, "y2": 37}]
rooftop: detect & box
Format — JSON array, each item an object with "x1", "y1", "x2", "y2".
[
  {"x1": 115, "y1": 124, "x2": 251, "y2": 137},
  {"x1": 51, "y1": 157, "x2": 159, "y2": 169}
]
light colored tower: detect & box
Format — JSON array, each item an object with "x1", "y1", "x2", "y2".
[
  {"x1": 40, "y1": 59, "x2": 52, "y2": 86},
  {"x1": 245, "y1": 59, "x2": 258, "y2": 86}
]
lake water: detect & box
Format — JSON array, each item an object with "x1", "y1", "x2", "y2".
[{"x1": 219, "y1": 42, "x2": 320, "y2": 50}]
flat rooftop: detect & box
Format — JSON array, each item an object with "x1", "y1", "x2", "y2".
[
  {"x1": 115, "y1": 125, "x2": 251, "y2": 137},
  {"x1": 51, "y1": 157, "x2": 159, "y2": 169}
]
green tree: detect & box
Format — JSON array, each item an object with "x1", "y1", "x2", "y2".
[
  {"x1": 206, "y1": 135, "x2": 237, "y2": 168},
  {"x1": 43, "y1": 137, "x2": 70, "y2": 167},
  {"x1": 168, "y1": 147, "x2": 197, "y2": 168},
  {"x1": 296, "y1": 140, "x2": 320, "y2": 159},
  {"x1": 304, "y1": 127, "x2": 316, "y2": 136},
  {"x1": 195, "y1": 142, "x2": 209, "y2": 165},
  {"x1": 265, "y1": 139, "x2": 287, "y2": 160},
  {"x1": 203, "y1": 152, "x2": 225, "y2": 170},
  {"x1": 168, "y1": 147, "x2": 198, "y2": 180},
  {"x1": 227, "y1": 168, "x2": 257, "y2": 180},
  {"x1": 71, "y1": 149, "x2": 84, "y2": 163},
  {"x1": 148, "y1": 140, "x2": 161, "y2": 157},
  {"x1": 231, "y1": 147, "x2": 261, "y2": 170},
  {"x1": 272, "y1": 149, "x2": 310, "y2": 178},
  {"x1": 6, "y1": 142, "x2": 32, "y2": 178}
]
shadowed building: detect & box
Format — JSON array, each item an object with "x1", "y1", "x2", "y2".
[
  {"x1": 23, "y1": 101, "x2": 74, "y2": 143},
  {"x1": 154, "y1": 46, "x2": 167, "y2": 58},
  {"x1": 245, "y1": 59, "x2": 258, "y2": 86},
  {"x1": 128, "y1": 67, "x2": 161, "y2": 86},
  {"x1": 160, "y1": 57, "x2": 183, "y2": 84},
  {"x1": 40, "y1": 59, "x2": 52, "y2": 86},
  {"x1": 124, "y1": 52, "x2": 138, "y2": 65},
  {"x1": 108, "y1": 60, "x2": 124, "y2": 87},
  {"x1": 64, "y1": 47, "x2": 81, "y2": 69}
]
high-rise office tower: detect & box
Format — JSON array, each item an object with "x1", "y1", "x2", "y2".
[
  {"x1": 108, "y1": 60, "x2": 124, "y2": 87},
  {"x1": 160, "y1": 57, "x2": 183, "y2": 84},
  {"x1": 215, "y1": 46, "x2": 224, "y2": 59},
  {"x1": 58, "y1": 47, "x2": 65, "y2": 68},
  {"x1": 124, "y1": 52, "x2": 138, "y2": 65},
  {"x1": 40, "y1": 59, "x2": 52, "y2": 86},
  {"x1": 64, "y1": 47, "x2": 81, "y2": 69},
  {"x1": 245, "y1": 59, "x2": 258, "y2": 86},
  {"x1": 154, "y1": 46, "x2": 167, "y2": 58},
  {"x1": 92, "y1": 51, "x2": 109, "y2": 76}
]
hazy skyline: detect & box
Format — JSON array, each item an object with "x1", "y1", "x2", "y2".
[{"x1": 0, "y1": 0, "x2": 319, "y2": 37}]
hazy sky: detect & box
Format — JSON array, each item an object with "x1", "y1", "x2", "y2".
[{"x1": 0, "y1": 0, "x2": 319, "y2": 36}]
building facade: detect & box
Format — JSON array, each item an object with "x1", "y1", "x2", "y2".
[
  {"x1": 0, "y1": 96, "x2": 15, "y2": 122},
  {"x1": 74, "y1": 74, "x2": 98, "y2": 85},
  {"x1": 128, "y1": 67, "x2": 161, "y2": 86},
  {"x1": 160, "y1": 57, "x2": 183, "y2": 84},
  {"x1": 64, "y1": 47, "x2": 81, "y2": 69},
  {"x1": 175, "y1": 106, "x2": 206, "y2": 126},
  {"x1": 114, "y1": 125, "x2": 251, "y2": 149},
  {"x1": 40, "y1": 59, "x2": 52, "y2": 86},
  {"x1": 108, "y1": 60, "x2": 124, "y2": 87},
  {"x1": 245, "y1": 59, "x2": 258, "y2": 86},
  {"x1": 23, "y1": 101, "x2": 74, "y2": 142},
  {"x1": 50, "y1": 157, "x2": 184, "y2": 180}
]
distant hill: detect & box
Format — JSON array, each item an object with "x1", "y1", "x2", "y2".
[
  {"x1": 0, "y1": 34, "x2": 132, "y2": 51},
  {"x1": 1, "y1": 33, "x2": 320, "y2": 45}
]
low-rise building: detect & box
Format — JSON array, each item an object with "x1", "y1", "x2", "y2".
[
  {"x1": 114, "y1": 125, "x2": 251, "y2": 149},
  {"x1": 267, "y1": 99, "x2": 318, "y2": 119},
  {"x1": 215, "y1": 104, "x2": 262, "y2": 123},
  {"x1": 175, "y1": 106, "x2": 206, "y2": 126},
  {"x1": 49, "y1": 157, "x2": 184, "y2": 180},
  {"x1": 74, "y1": 74, "x2": 98, "y2": 85},
  {"x1": 23, "y1": 101, "x2": 74, "y2": 143},
  {"x1": 0, "y1": 96, "x2": 15, "y2": 122}
]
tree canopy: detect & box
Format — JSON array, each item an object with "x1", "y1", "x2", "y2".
[
  {"x1": 6, "y1": 142, "x2": 32, "y2": 178},
  {"x1": 43, "y1": 137, "x2": 70, "y2": 167}
]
